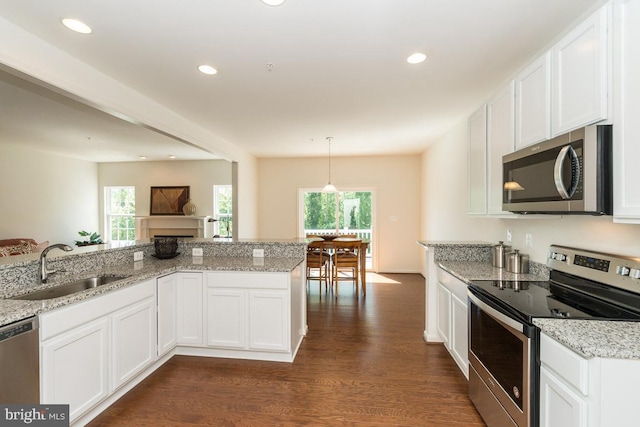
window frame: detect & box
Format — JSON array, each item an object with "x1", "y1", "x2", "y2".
[{"x1": 104, "y1": 186, "x2": 136, "y2": 243}]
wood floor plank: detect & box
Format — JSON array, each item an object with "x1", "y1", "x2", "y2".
[{"x1": 88, "y1": 273, "x2": 485, "y2": 426}]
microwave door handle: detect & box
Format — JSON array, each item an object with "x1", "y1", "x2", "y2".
[{"x1": 554, "y1": 146, "x2": 579, "y2": 199}]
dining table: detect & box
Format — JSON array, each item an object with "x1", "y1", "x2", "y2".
[{"x1": 307, "y1": 236, "x2": 370, "y2": 296}]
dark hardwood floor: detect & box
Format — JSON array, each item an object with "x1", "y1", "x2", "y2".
[{"x1": 89, "y1": 273, "x2": 485, "y2": 426}]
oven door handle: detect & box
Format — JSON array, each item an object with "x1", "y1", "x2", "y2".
[{"x1": 468, "y1": 291, "x2": 524, "y2": 333}]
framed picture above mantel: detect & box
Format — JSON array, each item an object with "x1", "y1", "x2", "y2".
[{"x1": 150, "y1": 186, "x2": 190, "y2": 215}]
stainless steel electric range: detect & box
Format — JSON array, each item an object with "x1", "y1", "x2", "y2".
[{"x1": 467, "y1": 245, "x2": 640, "y2": 427}]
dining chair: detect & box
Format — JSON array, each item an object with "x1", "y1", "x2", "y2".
[
  {"x1": 306, "y1": 240, "x2": 330, "y2": 293},
  {"x1": 331, "y1": 240, "x2": 361, "y2": 296}
]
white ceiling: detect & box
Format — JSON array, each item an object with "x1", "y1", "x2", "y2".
[{"x1": 0, "y1": 0, "x2": 602, "y2": 161}]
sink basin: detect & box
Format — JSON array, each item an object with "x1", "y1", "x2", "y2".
[{"x1": 11, "y1": 276, "x2": 129, "y2": 300}]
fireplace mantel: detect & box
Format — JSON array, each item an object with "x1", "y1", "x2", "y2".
[{"x1": 135, "y1": 216, "x2": 212, "y2": 239}]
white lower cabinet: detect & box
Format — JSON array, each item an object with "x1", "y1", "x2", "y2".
[
  {"x1": 540, "y1": 331, "x2": 640, "y2": 427},
  {"x1": 450, "y1": 292, "x2": 468, "y2": 375},
  {"x1": 540, "y1": 365, "x2": 587, "y2": 427},
  {"x1": 436, "y1": 267, "x2": 468, "y2": 378},
  {"x1": 111, "y1": 297, "x2": 156, "y2": 391},
  {"x1": 540, "y1": 332, "x2": 590, "y2": 427},
  {"x1": 41, "y1": 318, "x2": 110, "y2": 422},
  {"x1": 40, "y1": 279, "x2": 156, "y2": 423},
  {"x1": 176, "y1": 272, "x2": 203, "y2": 345},
  {"x1": 248, "y1": 290, "x2": 288, "y2": 351},
  {"x1": 206, "y1": 287, "x2": 245, "y2": 348},
  {"x1": 436, "y1": 283, "x2": 451, "y2": 349},
  {"x1": 157, "y1": 273, "x2": 177, "y2": 356},
  {"x1": 205, "y1": 271, "x2": 291, "y2": 354}
]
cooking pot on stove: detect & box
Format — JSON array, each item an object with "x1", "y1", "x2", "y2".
[
  {"x1": 506, "y1": 249, "x2": 529, "y2": 274},
  {"x1": 491, "y1": 241, "x2": 512, "y2": 268}
]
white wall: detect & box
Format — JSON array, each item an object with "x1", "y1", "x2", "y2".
[
  {"x1": 258, "y1": 155, "x2": 422, "y2": 273},
  {"x1": 421, "y1": 119, "x2": 640, "y2": 264},
  {"x1": 0, "y1": 16, "x2": 260, "y2": 240},
  {"x1": 0, "y1": 144, "x2": 98, "y2": 245},
  {"x1": 98, "y1": 160, "x2": 232, "y2": 237}
]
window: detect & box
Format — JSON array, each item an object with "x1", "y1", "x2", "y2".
[
  {"x1": 303, "y1": 191, "x2": 372, "y2": 236},
  {"x1": 105, "y1": 187, "x2": 135, "y2": 242},
  {"x1": 213, "y1": 185, "x2": 233, "y2": 237},
  {"x1": 301, "y1": 190, "x2": 373, "y2": 268}
]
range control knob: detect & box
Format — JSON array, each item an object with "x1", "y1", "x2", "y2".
[
  {"x1": 617, "y1": 266, "x2": 631, "y2": 276},
  {"x1": 554, "y1": 252, "x2": 567, "y2": 261},
  {"x1": 630, "y1": 268, "x2": 640, "y2": 280}
]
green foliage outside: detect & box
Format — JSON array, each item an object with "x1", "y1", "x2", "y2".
[
  {"x1": 216, "y1": 186, "x2": 233, "y2": 236},
  {"x1": 304, "y1": 191, "x2": 371, "y2": 232}
]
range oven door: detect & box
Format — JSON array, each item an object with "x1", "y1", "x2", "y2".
[{"x1": 468, "y1": 289, "x2": 538, "y2": 427}]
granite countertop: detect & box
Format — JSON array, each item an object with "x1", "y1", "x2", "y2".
[
  {"x1": 438, "y1": 261, "x2": 546, "y2": 282},
  {"x1": 0, "y1": 255, "x2": 304, "y2": 328},
  {"x1": 438, "y1": 259, "x2": 640, "y2": 360}
]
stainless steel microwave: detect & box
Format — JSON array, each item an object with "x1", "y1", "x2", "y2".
[{"x1": 502, "y1": 125, "x2": 612, "y2": 215}]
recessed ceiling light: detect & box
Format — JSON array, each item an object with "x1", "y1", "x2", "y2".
[
  {"x1": 407, "y1": 53, "x2": 427, "y2": 64},
  {"x1": 169, "y1": 155, "x2": 176, "y2": 159},
  {"x1": 261, "y1": 0, "x2": 285, "y2": 6},
  {"x1": 61, "y1": 18, "x2": 92, "y2": 34},
  {"x1": 139, "y1": 156, "x2": 147, "y2": 160},
  {"x1": 198, "y1": 65, "x2": 218, "y2": 75}
]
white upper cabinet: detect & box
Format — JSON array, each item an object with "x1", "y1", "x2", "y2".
[
  {"x1": 487, "y1": 82, "x2": 515, "y2": 216},
  {"x1": 551, "y1": 4, "x2": 610, "y2": 136},
  {"x1": 516, "y1": 52, "x2": 551, "y2": 149},
  {"x1": 468, "y1": 105, "x2": 487, "y2": 215},
  {"x1": 613, "y1": 0, "x2": 640, "y2": 223}
]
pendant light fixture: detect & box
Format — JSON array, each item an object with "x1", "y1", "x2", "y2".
[{"x1": 322, "y1": 137, "x2": 338, "y2": 192}]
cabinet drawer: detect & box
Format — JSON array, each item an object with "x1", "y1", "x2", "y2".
[
  {"x1": 40, "y1": 279, "x2": 155, "y2": 340},
  {"x1": 437, "y1": 267, "x2": 469, "y2": 301},
  {"x1": 540, "y1": 332, "x2": 589, "y2": 395},
  {"x1": 206, "y1": 271, "x2": 288, "y2": 290}
]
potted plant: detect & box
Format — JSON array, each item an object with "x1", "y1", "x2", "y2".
[{"x1": 75, "y1": 231, "x2": 103, "y2": 246}]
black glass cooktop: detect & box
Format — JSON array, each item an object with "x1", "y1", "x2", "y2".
[{"x1": 469, "y1": 277, "x2": 640, "y2": 323}]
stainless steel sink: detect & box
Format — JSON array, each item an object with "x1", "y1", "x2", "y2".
[{"x1": 11, "y1": 276, "x2": 128, "y2": 300}]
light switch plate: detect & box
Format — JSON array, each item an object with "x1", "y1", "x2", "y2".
[
  {"x1": 253, "y1": 248, "x2": 265, "y2": 258},
  {"x1": 192, "y1": 248, "x2": 203, "y2": 256},
  {"x1": 133, "y1": 251, "x2": 144, "y2": 261}
]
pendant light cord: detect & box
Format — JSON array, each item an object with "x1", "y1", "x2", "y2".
[{"x1": 327, "y1": 137, "x2": 333, "y2": 184}]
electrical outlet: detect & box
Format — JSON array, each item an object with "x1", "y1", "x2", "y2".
[
  {"x1": 525, "y1": 233, "x2": 533, "y2": 248},
  {"x1": 192, "y1": 248, "x2": 203, "y2": 257},
  {"x1": 506, "y1": 230, "x2": 512, "y2": 243},
  {"x1": 253, "y1": 248, "x2": 265, "y2": 258},
  {"x1": 133, "y1": 251, "x2": 144, "y2": 261}
]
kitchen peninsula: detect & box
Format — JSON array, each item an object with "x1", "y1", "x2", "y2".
[{"x1": 0, "y1": 238, "x2": 306, "y2": 425}]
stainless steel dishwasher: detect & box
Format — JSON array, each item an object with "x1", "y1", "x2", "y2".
[{"x1": 0, "y1": 316, "x2": 39, "y2": 403}]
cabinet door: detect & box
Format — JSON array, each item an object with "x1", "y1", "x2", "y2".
[
  {"x1": 177, "y1": 272, "x2": 204, "y2": 345},
  {"x1": 468, "y1": 105, "x2": 487, "y2": 215},
  {"x1": 41, "y1": 318, "x2": 110, "y2": 423},
  {"x1": 613, "y1": 0, "x2": 640, "y2": 223},
  {"x1": 487, "y1": 82, "x2": 515, "y2": 216},
  {"x1": 450, "y1": 292, "x2": 469, "y2": 378},
  {"x1": 248, "y1": 290, "x2": 289, "y2": 352},
  {"x1": 552, "y1": 4, "x2": 609, "y2": 135},
  {"x1": 516, "y1": 52, "x2": 551, "y2": 148},
  {"x1": 157, "y1": 274, "x2": 177, "y2": 356},
  {"x1": 540, "y1": 366, "x2": 588, "y2": 427},
  {"x1": 206, "y1": 288, "x2": 246, "y2": 349},
  {"x1": 436, "y1": 283, "x2": 451, "y2": 348},
  {"x1": 111, "y1": 297, "x2": 156, "y2": 391}
]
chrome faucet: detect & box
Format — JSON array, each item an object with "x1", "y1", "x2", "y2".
[{"x1": 39, "y1": 243, "x2": 73, "y2": 283}]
